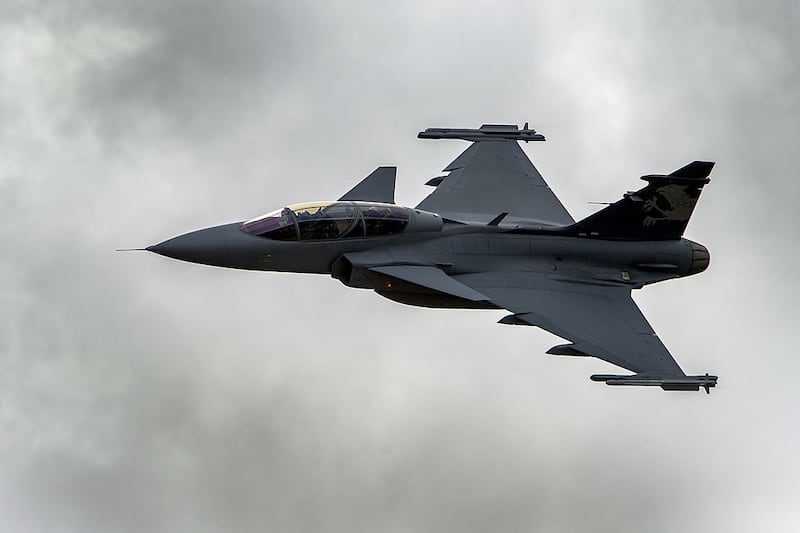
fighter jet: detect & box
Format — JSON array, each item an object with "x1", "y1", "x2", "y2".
[{"x1": 147, "y1": 124, "x2": 717, "y2": 392}]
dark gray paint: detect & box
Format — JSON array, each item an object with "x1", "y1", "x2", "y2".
[
  {"x1": 338, "y1": 167, "x2": 397, "y2": 204},
  {"x1": 416, "y1": 135, "x2": 575, "y2": 226},
  {"x1": 149, "y1": 124, "x2": 716, "y2": 392}
]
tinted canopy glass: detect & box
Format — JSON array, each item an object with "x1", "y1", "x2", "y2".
[
  {"x1": 361, "y1": 204, "x2": 408, "y2": 236},
  {"x1": 292, "y1": 202, "x2": 362, "y2": 240},
  {"x1": 239, "y1": 207, "x2": 297, "y2": 240},
  {"x1": 240, "y1": 201, "x2": 409, "y2": 241}
]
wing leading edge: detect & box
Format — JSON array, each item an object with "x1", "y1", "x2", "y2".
[{"x1": 416, "y1": 125, "x2": 574, "y2": 226}]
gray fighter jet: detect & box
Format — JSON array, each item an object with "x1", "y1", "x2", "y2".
[{"x1": 148, "y1": 124, "x2": 717, "y2": 392}]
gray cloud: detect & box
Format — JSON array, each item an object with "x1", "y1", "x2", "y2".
[{"x1": 61, "y1": 1, "x2": 310, "y2": 141}]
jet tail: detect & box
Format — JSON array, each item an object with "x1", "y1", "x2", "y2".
[{"x1": 565, "y1": 161, "x2": 714, "y2": 241}]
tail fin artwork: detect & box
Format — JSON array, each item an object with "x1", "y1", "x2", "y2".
[{"x1": 565, "y1": 161, "x2": 714, "y2": 241}]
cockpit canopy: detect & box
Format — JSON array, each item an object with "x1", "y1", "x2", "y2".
[{"x1": 240, "y1": 201, "x2": 411, "y2": 241}]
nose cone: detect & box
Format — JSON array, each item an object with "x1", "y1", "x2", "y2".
[{"x1": 148, "y1": 222, "x2": 244, "y2": 267}]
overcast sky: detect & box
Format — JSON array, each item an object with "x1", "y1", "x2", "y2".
[{"x1": 1, "y1": 1, "x2": 798, "y2": 532}]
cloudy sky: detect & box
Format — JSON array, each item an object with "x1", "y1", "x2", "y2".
[{"x1": 1, "y1": 1, "x2": 798, "y2": 531}]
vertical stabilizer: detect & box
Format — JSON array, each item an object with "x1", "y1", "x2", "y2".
[{"x1": 566, "y1": 161, "x2": 714, "y2": 240}]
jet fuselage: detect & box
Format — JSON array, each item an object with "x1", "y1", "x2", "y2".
[
  {"x1": 149, "y1": 216, "x2": 708, "y2": 310},
  {"x1": 144, "y1": 123, "x2": 718, "y2": 391}
]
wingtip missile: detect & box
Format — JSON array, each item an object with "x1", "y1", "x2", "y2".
[
  {"x1": 418, "y1": 123, "x2": 545, "y2": 142},
  {"x1": 591, "y1": 373, "x2": 718, "y2": 393}
]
